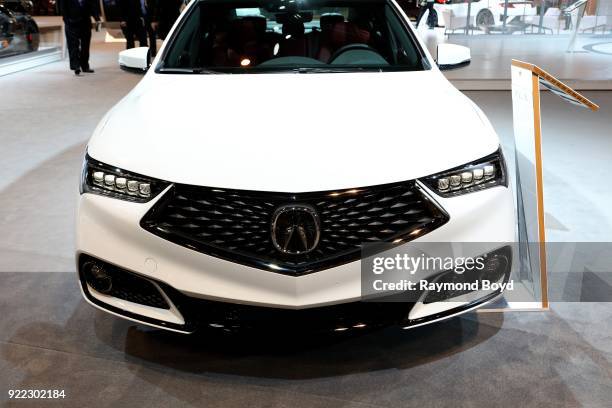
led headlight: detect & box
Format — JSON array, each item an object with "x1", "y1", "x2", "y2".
[
  {"x1": 420, "y1": 149, "x2": 507, "y2": 197},
  {"x1": 81, "y1": 155, "x2": 169, "y2": 202}
]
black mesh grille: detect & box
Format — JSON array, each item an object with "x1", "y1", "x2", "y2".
[
  {"x1": 141, "y1": 181, "x2": 448, "y2": 275},
  {"x1": 160, "y1": 281, "x2": 414, "y2": 333},
  {"x1": 108, "y1": 271, "x2": 169, "y2": 309}
]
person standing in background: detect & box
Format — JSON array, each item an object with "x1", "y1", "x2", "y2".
[
  {"x1": 153, "y1": 0, "x2": 182, "y2": 40},
  {"x1": 58, "y1": 0, "x2": 101, "y2": 76},
  {"x1": 143, "y1": 0, "x2": 157, "y2": 56},
  {"x1": 415, "y1": 0, "x2": 435, "y2": 29},
  {"x1": 118, "y1": 0, "x2": 147, "y2": 49}
]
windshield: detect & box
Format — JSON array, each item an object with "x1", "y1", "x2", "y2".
[{"x1": 159, "y1": 0, "x2": 426, "y2": 73}]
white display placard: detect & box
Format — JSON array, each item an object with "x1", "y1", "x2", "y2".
[
  {"x1": 511, "y1": 64, "x2": 545, "y2": 306},
  {"x1": 510, "y1": 60, "x2": 598, "y2": 309}
]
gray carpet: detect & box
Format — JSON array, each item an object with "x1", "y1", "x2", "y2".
[{"x1": 1, "y1": 272, "x2": 611, "y2": 408}]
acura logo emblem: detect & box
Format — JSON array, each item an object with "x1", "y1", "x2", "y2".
[{"x1": 271, "y1": 204, "x2": 320, "y2": 255}]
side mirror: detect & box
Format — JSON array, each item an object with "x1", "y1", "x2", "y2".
[
  {"x1": 118, "y1": 47, "x2": 150, "y2": 73},
  {"x1": 436, "y1": 44, "x2": 471, "y2": 70}
]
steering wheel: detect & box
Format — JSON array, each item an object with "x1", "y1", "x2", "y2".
[{"x1": 328, "y1": 43, "x2": 379, "y2": 64}]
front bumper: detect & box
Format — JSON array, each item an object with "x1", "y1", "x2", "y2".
[{"x1": 76, "y1": 182, "x2": 515, "y2": 333}]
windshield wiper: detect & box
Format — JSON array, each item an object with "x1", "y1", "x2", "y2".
[
  {"x1": 158, "y1": 66, "x2": 384, "y2": 74},
  {"x1": 289, "y1": 67, "x2": 382, "y2": 74},
  {"x1": 157, "y1": 67, "x2": 221, "y2": 74}
]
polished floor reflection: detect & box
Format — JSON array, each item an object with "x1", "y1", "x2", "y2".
[{"x1": 417, "y1": 28, "x2": 612, "y2": 86}]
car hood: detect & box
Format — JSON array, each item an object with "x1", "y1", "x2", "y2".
[{"x1": 88, "y1": 71, "x2": 499, "y2": 192}]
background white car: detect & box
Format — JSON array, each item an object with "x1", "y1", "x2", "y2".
[{"x1": 434, "y1": 0, "x2": 537, "y2": 29}]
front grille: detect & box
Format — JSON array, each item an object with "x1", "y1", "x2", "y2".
[{"x1": 141, "y1": 181, "x2": 448, "y2": 275}]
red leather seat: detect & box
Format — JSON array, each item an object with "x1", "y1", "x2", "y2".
[
  {"x1": 279, "y1": 20, "x2": 307, "y2": 57},
  {"x1": 317, "y1": 21, "x2": 371, "y2": 62},
  {"x1": 227, "y1": 16, "x2": 271, "y2": 66},
  {"x1": 320, "y1": 13, "x2": 344, "y2": 33}
]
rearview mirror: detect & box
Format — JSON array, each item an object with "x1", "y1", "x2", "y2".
[
  {"x1": 436, "y1": 44, "x2": 471, "y2": 70},
  {"x1": 118, "y1": 47, "x2": 150, "y2": 73}
]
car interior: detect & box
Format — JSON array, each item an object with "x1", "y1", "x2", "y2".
[{"x1": 164, "y1": 1, "x2": 422, "y2": 71}]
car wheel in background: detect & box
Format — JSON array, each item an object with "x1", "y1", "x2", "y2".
[
  {"x1": 476, "y1": 9, "x2": 495, "y2": 30},
  {"x1": 25, "y1": 21, "x2": 38, "y2": 51}
]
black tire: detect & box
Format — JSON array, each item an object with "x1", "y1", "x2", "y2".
[
  {"x1": 25, "y1": 21, "x2": 39, "y2": 51},
  {"x1": 476, "y1": 9, "x2": 495, "y2": 28}
]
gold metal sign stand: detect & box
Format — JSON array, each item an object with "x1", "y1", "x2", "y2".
[{"x1": 510, "y1": 60, "x2": 598, "y2": 310}]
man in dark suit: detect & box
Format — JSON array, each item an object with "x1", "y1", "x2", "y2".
[
  {"x1": 59, "y1": 0, "x2": 101, "y2": 75},
  {"x1": 118, "y1": 0, "x2": 156, "y2": 55},
  {"x1": 416, "y1": 0, "x2": 436, "y2": 29},
  {"x1": 143, "y1": 0, "x2": 157, "y2": 56},
  {"x1": 153, "y1": 0, "x2": 182, "y2": 40}
]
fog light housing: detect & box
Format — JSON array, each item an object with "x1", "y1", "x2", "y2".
[
  {"x1": 83, "y1": 261, "x2": 113, "y2": 294},
  {"x1": 78, "y1": 255, "x2": 171, "y2": 310},
  {"x1": 423, "y1": 246, "x2": 512, "y2": 304}
]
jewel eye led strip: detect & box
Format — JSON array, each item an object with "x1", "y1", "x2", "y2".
[
  {"x1": 421, "y1": 150, "x2": 506, "y2": 198},
  {"x1": 81, "y1": 155, "x2": 168, "y2": 203},
  {"x1": 92, "y1": 171, "x2": 152, "y2": 198},
  {"x1": 435, "y1": 164, "x2": 496, "y2": 193}
]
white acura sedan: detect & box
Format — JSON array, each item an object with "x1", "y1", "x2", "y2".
[{"x1": 77, "y1": 0, "x2": 515, "y2": 334}]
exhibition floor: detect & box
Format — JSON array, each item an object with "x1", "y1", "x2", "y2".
[
  {"x1": 418, "y1": 28, "x2": 612, "y2": 89},
  {"x1": 1, "y1": 39, "x2": 611, "y2": 407},
  {"x1": 1, "y1": 273, "x2": 611, "y2": 407}
]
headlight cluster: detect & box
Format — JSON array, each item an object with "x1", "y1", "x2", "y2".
[
  {"x1": 81, "y1": 155, "x2": 169, "y2": 202},
  {"x1": 420, "y1": 149, "x2": 507, "y2": 197}
]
